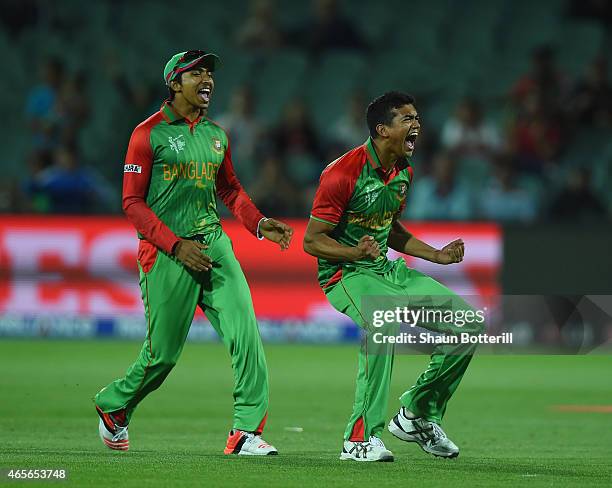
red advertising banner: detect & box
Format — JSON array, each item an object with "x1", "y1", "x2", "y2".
[{"x1": 0, "y1": 217, "x2": 501, "y2": 321}]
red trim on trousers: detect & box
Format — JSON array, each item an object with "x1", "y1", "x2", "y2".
[
  {"x1": 255, "y1": 413, "x2": 268, "y2": 435},
  {"x1": 322, "y1": 268, "x2": 343, "y2": 289},
  {"x1": 349, "y1": 417, "x2": 365, "y2": 441}
]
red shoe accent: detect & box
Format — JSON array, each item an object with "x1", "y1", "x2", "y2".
[
  {"x1": 254, "y1": 413, "x2": 268, "y2": 435},
  {"x1": 96, "y1": 405, "x2": 127, "y2": 432},
  {"x1": 349, "y1": 417, "x2": 365, "y2": 442},
  {"x1": 224, "y1": 430, "x2": 245, "y2": 455},
  {"x1": 103, "y1": 437, "x2": 129, "y2": 451},
  {"x1": 96, "y1": 406, "x2": 117, "y2": 434}
]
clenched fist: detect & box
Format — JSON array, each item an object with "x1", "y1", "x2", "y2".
[
  {"x1": 354, "y1": 235, "x2": 381, "y2": 261},
  {"x1": 433, "y1": 239, "x2": 464, "y2": 265}
]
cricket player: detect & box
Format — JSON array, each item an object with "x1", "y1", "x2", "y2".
[
  {"x1": 94, "y1": 50, "x2": 293, "y2": 455},
  {"x1": 303, "y1": 92, "x2": 484, "y2": 462}
]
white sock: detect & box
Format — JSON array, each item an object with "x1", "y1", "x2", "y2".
[{"x1": 402, "y1": 407, "x2": 418, "y2": 419}]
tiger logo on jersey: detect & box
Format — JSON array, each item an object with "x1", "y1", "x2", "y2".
[
  {"x1": 212, "y1": 138, "x2": 223, "y2": 155},
  {"x1": 396, "y1": 182, "x2": 407, "y2": 201}
]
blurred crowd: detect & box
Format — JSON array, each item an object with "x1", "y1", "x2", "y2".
[{"x1": 6, "y1": 0, "x2": 612, "y2": 223}]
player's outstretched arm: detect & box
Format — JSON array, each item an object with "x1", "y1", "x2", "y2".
[
  {"x1": 388, "y1": 220, "x2": 464, "y2": 265},
  {"x1": 303, "y1": 219, "x2": 380, "y2": 262}
]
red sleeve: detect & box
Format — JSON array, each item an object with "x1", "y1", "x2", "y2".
[
  {"x1": 122, "y1": 122, "x2": 180, "y2": 254},
  {"x1": 310, "y1": 158, "x2": 360, "y2": 225},
  {"x1": 216, "y1": 140, "x2": 265, "y2": 236}
]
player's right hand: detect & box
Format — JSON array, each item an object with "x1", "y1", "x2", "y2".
[
  {"x1": 173, "y1": 239, "x2": 213, "y2": 272},
  {"x1": 355, "y1": 235, "x2": 380, "y2": 261}
]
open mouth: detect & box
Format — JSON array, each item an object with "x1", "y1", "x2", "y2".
[
  {"x1": 198, "y1": 86, "x2": 211, "y2": 103},
  {"x1": 405, "y1": 132, "x2": 418, "y2": 152}
]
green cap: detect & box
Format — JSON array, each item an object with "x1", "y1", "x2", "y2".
[{"x1": 163, "y1": 50, "x2": 220, "y2": 85}]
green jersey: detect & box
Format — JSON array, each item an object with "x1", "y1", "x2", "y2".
[
  {"x1": 122, "y1": 101, "x2": 264, "y2": 254},
  {"x1": 310, "y1": 137, "x2": 413, "y2": 288}
]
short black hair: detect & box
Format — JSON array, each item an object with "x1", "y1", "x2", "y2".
[
  {"x1": 167, "y1": 72, "x2": 183, "y2": 101},
  {"x1": 366, "y1": 91, "x2": 415, "y2": 139}
]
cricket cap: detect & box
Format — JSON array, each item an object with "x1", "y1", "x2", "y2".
[{"x1": 163, "y1": 50, "x2": 220, "y2": 85}]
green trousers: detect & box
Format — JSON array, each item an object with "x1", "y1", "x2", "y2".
[
  {"x1": 95, "y1": 228, "x2": 269, "y2": 433},
  {"x1": 325, "y1": 259, "x2": 483, "y2": 441}
]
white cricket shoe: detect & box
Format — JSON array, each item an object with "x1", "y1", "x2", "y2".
[
  {"x1": 224, "y1": 430, "x2": 278, "y2": 455},
  {"x1": 98, "y1": 417, "x2": 129, "y2": 451},
  {"x1": 388, "y1": 408, "x2": 459, "y2": 458},
  {"x1": 339, "y1": 436, "x2": 394, "y2": 462}
]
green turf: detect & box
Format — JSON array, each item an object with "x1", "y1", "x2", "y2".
[{"x1": 0, "y1": 340, "x2": 611, "y2": 487}]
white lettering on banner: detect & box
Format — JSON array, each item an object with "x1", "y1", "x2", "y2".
[
  {"x1": 1, "y1": 229, "x2": 143, "y2": 314},
  {"x1": 2, "y1": 231, "x2": 82, "y2": 312},
  {"x1": 0, "y1": 219, "x2": 501, "y2": 321}
]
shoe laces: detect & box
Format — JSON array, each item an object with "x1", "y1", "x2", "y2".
[
  {"x1": 430, "y1": 423, "x2": 447, "y2": 441},
  {"x1": 368, "y1": 436, "x2": 385, "y2": 449},
  {"x1": 240, "y1": 431, "x2": 270, "y2": 448},
  {"x1": 349, "y1": 441, "x2": 372, "y2": 457},
  {"x1": 112, "y1": 425, "x2": 128, "y2": 442}
]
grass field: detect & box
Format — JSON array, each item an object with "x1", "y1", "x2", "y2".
[{"x1": 0, "y1": 340, "x2": 611, "y2": 487}]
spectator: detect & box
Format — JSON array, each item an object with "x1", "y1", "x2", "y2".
[
  {"x1": 107, "y1": 57, "x2": 159, "y2": 181},
  {"x1": 479, "y1": 160, "x2": 538, "y2": 222},
  {"x1": 511, "y1": 45, "x2": 569, "y2": 112},
  {"x1": 217, "y1": 86, "x2": 262, "y2": 184},
  {"x1": 56, "y1": 70, "x2": 92, "y2": 146},
  {"x1": 25, "y1": 144, "x2": 116, "y2": 214},
  {"x1": 550, "y1": 167, "x2": 608, "y2": 221},
  {"x1": 291, "y1": 0, "x2": 368, "y2": 54},
  {"x1": 247, "y1": 154, "x2": 300, "y2": 216},
  {"x1": 272, "y1": 99, "x2": 323, "y2": 187},
  {"x1": 21, "y1": 150, "x2": 53, "y2": 212},
  {"x1": 509, "y1": 92, "x2": 562, "y2": 173},
  {"x1": 25, "y1": 58, "x2": 66, "y2": 149},
  {"x1": 441, "y1": 97, "x2": 502, "y2": 163},
  {"x1": 406, "y1": 152, "x2": 474, "y2": 221},
  {"x1": 331, "y1": 90, "x2": 368, "y2": 151},
  {"x1": 568, "y1": 57, "x2": 612, "y2": 128},
  {"x1": 236, "y1": 0, "x2": 284, "y2": 50}
]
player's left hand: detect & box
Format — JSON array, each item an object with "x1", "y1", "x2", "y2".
[
  {"x1": 260, "y1": 218, "x2": 294, "y2": 251},
  {"x1": 434, "y1": 239, "x2": 464, "y2": 265}
]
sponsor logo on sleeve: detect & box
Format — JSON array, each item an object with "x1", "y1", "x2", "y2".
[{"x1": 124, "y1": 164, "x2": 142, "y2": 173}]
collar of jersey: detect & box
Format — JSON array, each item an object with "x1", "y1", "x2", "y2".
[
  {"x1": 160, "y1": 101, "x2": 207, "y2": 126},
  {"x1": 364, "y1": 137, "x2": 410, "y2": 171}
]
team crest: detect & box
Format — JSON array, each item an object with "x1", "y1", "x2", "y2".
[
  {"x1": 212, "y1": 138, "x2": 223, "y2": 154},
  {"x1": 168, "y1": 134, "x2": 186, "y2": 154},
  {"x1": 395, "y1": 182, "x2": 407, "y2": 202}
]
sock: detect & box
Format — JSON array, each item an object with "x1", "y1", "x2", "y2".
[{"x1": 402, "y1": 407, "x2": 418, "y2": 419}]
